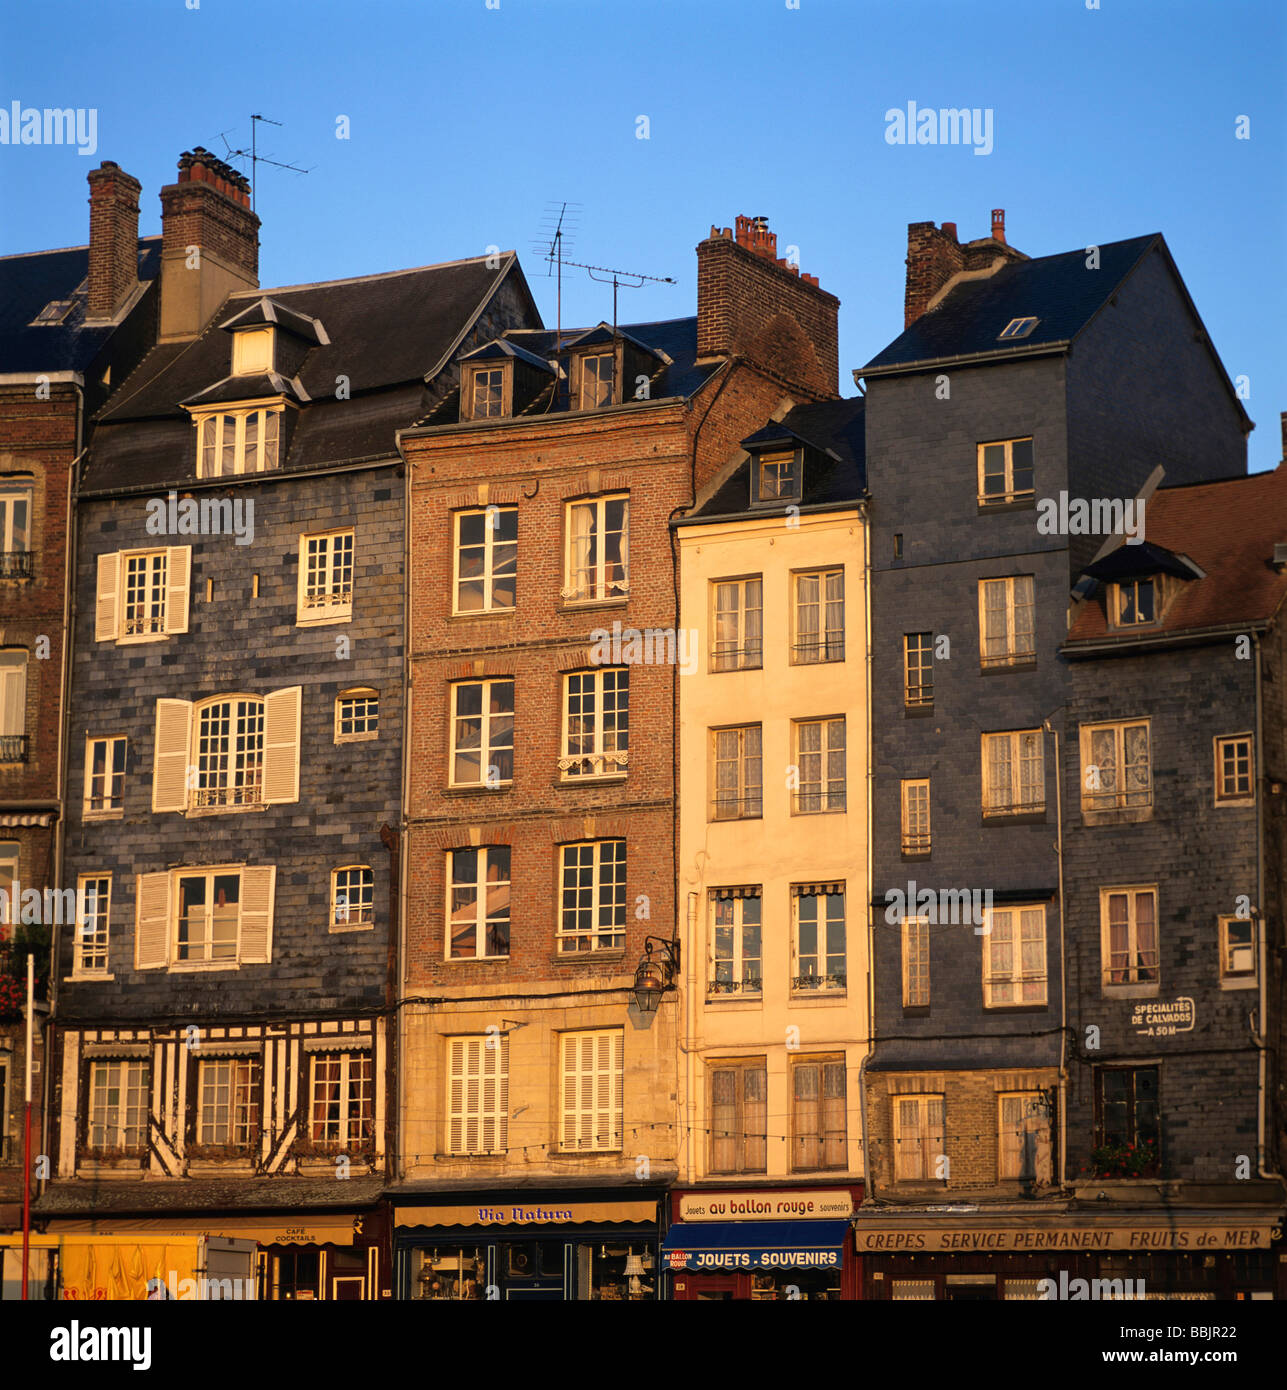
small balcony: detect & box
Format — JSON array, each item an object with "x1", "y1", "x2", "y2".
[
  {"x1": 0, "y1": 735, "x2": 28, "y2": 763},
  {"x1": 0, "y1": 551, "x2": 33, "y2": 580}
]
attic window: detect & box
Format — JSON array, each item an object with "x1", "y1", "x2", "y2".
[
  {"x1": 1111, "y1": 578, "x2": 1160, "y2": 628},
  {"x1": 463, "y1": 364, "x2": 510, "y2": 421},
  {"x1": 232, "y1": 327, "x2": 274, "y2": 376},
  {"x1": 195, "y1": 406, "x2": 284, "y2": 477},
  {"x1": 31, "y1": 300, "x2": 74, "y2": 326},
  {"x1": 998, "y1": 317, "x2": 1038, "y2": 341},
  {"x1": 753, "y1": 449, "x2": 800, "y2": 505},
  {"x1": 576, "y1": 353, "x2": 615, "y2": 411}
]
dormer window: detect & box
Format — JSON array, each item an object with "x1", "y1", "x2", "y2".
[
  {"x1": 753, "y1": 449, "x2": 800, "y2": 505},
  {"x1": 462, "y1": 364, "x2": 511, "y2": 422},
  {"x1": 1113, "y1": 578, "x2": 1157, "y2": 627},
  {"x1": 194, "y1": 406, "x2": 284, "y2": 477},
  {"x1": 232, "y1": 327, "x2": 274, "y2": 376},
  {"x1": 576, "y1": 353, "x2": 615, "y2": 411}
]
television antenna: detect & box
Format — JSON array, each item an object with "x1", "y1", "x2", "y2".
[
  {"x1": 560, "y1": 257, "x2": 676, "y2": 338},
  {"x1": 531, "y1": 201, "x2": 582, "y2": 347},
  {"x1": 216, "y1": 114, "x2": 310, "y2": 213}
]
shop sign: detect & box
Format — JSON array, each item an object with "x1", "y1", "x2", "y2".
[
  {"x1": 1130, "y1": 997, "x2": 1195, "y2": 1036},
  {"x1": 667, "y1": 1248, "x2": 842, "y2": 1272},
  {"x1": 394, "y1": 1201, "x2": 656, "y2": 1229},
  {"x1": 855, "y1": 1223, "x2": 1275, "y2": 1253},
  {"x1": 678, "y1": 1190, "x2": 854, "y2": 1222}
]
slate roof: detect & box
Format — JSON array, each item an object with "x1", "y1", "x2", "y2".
[{"x1": 33, "y1": 1176, "x2": 386, "y2": 1217}]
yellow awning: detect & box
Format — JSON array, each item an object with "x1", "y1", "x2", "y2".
[{"x1": 42, "y1": 1215, "x2": 363, "y2": 1246}]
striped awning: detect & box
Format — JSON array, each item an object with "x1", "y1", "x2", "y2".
[
  {"x1": 0, "y1": 813, "x2": 54, "y2": 828},
  {"x1": 711, "y1": 886, "x2": 761, "y2": 899}
]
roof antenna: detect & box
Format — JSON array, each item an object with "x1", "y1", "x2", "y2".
[
  {"x1": 217, "y1": 114, "x2": 310, "y2": 214},
  {"x1": 562, "y1": 257, "x2": 676, "y2": 338},
  {"x1": 532, "y1": 201, "x2": 582, "y2": 349}
]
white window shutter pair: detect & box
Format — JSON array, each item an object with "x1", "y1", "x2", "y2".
[
  {"x1": 449, "y1": 1036, "x2": 508, "y2": 1155},
  {"x1": 95, "y1": 548, "x2": 190, "y2": 641},
  {"x1": 133, "y1": 865, "x2": 275, "y2": 970},
  {"x1": 561, "y1": 1030, "x2": 624, "y2": 1151}
]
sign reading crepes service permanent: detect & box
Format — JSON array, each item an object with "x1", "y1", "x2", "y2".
[
  {"x1": 1131, "y1": 997, "x2": 1195, "y2": 1036},
  {"x1": 854, "y1": 1223, "x2": 1274, "y2": 1253},
  {"x1": 679, "y1": 1190, "x2": 854, "y2": 1222}
]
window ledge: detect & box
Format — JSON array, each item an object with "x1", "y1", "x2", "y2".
[
  {"x1": 1214, "y1": 797, "x2": 1255, "y2": 809},
  {"x1": 66, "y1": 972, "x2": 114, "y2": 983},
  {"x1": 83, "y1": 809, "x2": 125, "y2": 822},
  {"x1": 1100, "y1": 982, "x2": 1159, "y2": 999},
  {"x1": 558, "y1": 597, "x2": 629, "y2": 615},
  {"x1": 329, "y1": 923, "x2": 375, "y2": 934},
  {"x1": 169, "y1": 960, "x2": 242, "y2": 973},
  {"x1": 444, "y1": 955, "x2": 511, "y2": 965},
  {"x1": 976, "y1": 496, "x2": 1036, "y2": 514},
  {"x1": 979, "y1": 659, "x2": 1037, "y2": 675},
  {"x1": 448, "y1": 609, "x2": 516, "y2": 622},
  {"x1": 550, "y1": 949, "x2": 627, "y2": 966},
  {"x1": 900, "y1": 850, "x2": 932, "y2": 861},
  {"x1": 186, "y1": 803, "x2": 267, "y2": 818},
  {"x1": 901, "y1": 1005, "x2": 931, "y2": 1017},
  {"x1": 982, "y1": 1001, "x2": 1051, "y2": 1013},
  {"x1": 1080, "y1": 806, "x2": 1153, "y2": 827},
  {"x1": 787, "y1": 992, "x2": 848, "y2": 1005},
  {"x1": 558, "y1": 773, "x2": 629, "y2": 788},
  {"x1": 114, "y1": 633, "x2": 170, "y2": 646},
  {"x1": 982, "y1": 809, "x2": 1047, "y2": 826},
  {"x1": 1219, "y1": 977, "x2": 1258, "y2": 991},
  {"x1": 704, "y1": 994, "x2": 763, "y2": 1007},
  {"x1": 903, "y1": 704, "x2": 935, "y2": 719},
  {"x1": 335, "y1": 732, "x2": 379, "y2": 745},
  {"x1": 296, "y1": 612, "x2": 352, "y2": 628},
  {"x1": 442, "y1": 783, "x2": 513, "y2": 798},
  {"x1": 791, "y1": 807, "x2": 847, "y2": 818}
]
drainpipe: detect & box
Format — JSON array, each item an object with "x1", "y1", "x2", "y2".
[
  {"x1": 860, "y1": 497, "x2": 876, "y2": 1200},
  {"x1": 1044, "y1": 718, "x2": 1068, "y2": 1188},
  {"x1": 1251, "y1": 632, "x2": 1282, "y2": 1185},
  {"x1": 685, "y1": 890, "x2": 698, "y2": 1184}
]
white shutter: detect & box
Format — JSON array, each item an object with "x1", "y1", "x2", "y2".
[
  {"x1": 164, "y1": 546, "x2": 191, "y2": 635},
  {"x1": 151, "y1": 699, "x2": 192, "y2": 813},
  {"x1": 481, "y1": 1036, "x2": 508, "y2": 1155},
  {"x1": 95, "y1": 553, "x2": 120, "y2": 641},
  {"x1": 238, "y1": 865, "x2": 276, "y2": 963},
  {"x1": 448, "y1": 1038, "x2": 470, "y2": 1155},
  {"x1": 562, "y1": 1030, "x2": 622, "y2": 1151},
  {"x1": 263, "y1": 686, "x2": 302, "y2": 804},
  {"x1": 134, "y1": 872, "x2": 171, "y2": 970}
]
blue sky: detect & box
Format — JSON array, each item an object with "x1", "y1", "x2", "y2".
[{"x1": 2, "y1": 0, "x2": 1283, "y2": 470}]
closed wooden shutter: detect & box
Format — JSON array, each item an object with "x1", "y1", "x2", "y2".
[
  {"x1": 95, "y1": 553, "x2": 120, "y2": 641},
  {"x1": 561, "y1": 1030, "x2": 623, "y2": 1151},
  {"x1": 164, "y1": 546, "x2": 191, "y2": 635},
  {"x1": 263, "y1": 686, "x2": 302, "y2": 804},
  {"x1": 134, "y1": 871, "x2": 171, "y2": 970},
  {"x1": 239, "y1": 865, "x2": 276, "y2": 964},
  {"x1": 449, "y1": 1036, "x2": 508, "y2": 1155},
  {"x1": 151, "y1": 699, "x2": 192, "y2": 813}
]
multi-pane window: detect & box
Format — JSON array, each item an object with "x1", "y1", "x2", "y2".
[
  {"x1": 470, "y1": 367, "x2": 505, "y2": 418},
  {"x1": 135, "y1": 864, "x2": 275, "y2": 972},
  {"x1": 447, "y1": 847, "x2": 510, "y2": 959},
  {"x1": 1081, "y1": 720, "x2": 1151, "y2": 811},
  {"x1": 558, "y1": 840, "x2": 626, "y2": 953},
  {"x1": 84, "y1": 736, "x2": 127, "y2": 814},
  {"x1": 902, "y1": 916, "x2": 929, "y2": 1008},
  {"x1": 88, "y1": 1060, "x2": 148, "y2": 1151},
  {"x1": 0, "y1": 842, "x2": 14, "y2": 933},
  {"x1": 754, "y1": 450, "x2": 799, "y2": 503},
  {"x1": 1095, "y1": 1066, "x2": 1159, "y2": 1166},
  {"x1": 998, "y1": 1093, "x2": 1052, "y2": 1182},
  {"x1": 710, "y1": 1060, "x2": 767, "y2": 1174},
  {"x1": 75, "y1": 875, "x2": 111, "y2": 975},
  {"x1": 176, "y1": 871, "x2": 241, "y2": 963},
  {"x1": 904, "y1": 633, "x2": 933, "y2": 707},
  {"x1": 0, "y1": 652, "x2": 24, "y2": 759},
  {"x1": 196, "y1": 407, "x2": 282, "y2": 477},
  {"x1": 791, "y1": 1058, "x2": 846, "y2": 1171},
  {"x1": 978, "y1": 576, "x2": 1035, "y2": 667},
  {"x1": 447, "y1": 1035, "x2": 508, "y2": 1155},
  {"x1": 901, "y1": 779, "x2": 930, "y2": 855},
  {"x1": 711, "y1": 578, "x2": 763, "y2": 671},
  {"x1": 794, "y1": 718, "x2": 846, "y2": 813},
  {"x1": 983, "y1": 730, "x2": 1044, "y2": 815},
  {"x1": 123, "y1": 551, "x2": 168, "y2": 636},
  {"x1": 298, "y1": 531, "x2": 354, "y2": 622},
  {"x1": 1114, "y1": 579, "x2": 1156, "y2": 626},
  {"x1": 450, "y1": 679, "x2": 514, "y2": 787},
  {"x1": 977, "y1": 437, "x2": 1034, "y2": 505},
  {"x1": 560, "y1": 1030, "x2": 624, "y2": 1152},
  {"x1": 1101, "y1": 887, "x2": 1159, "y2": 987},
  {"x1": 561, "y1": 669, "x2": 629, "y2": 778},
  {"x1": 709, "y1": 889, "x2": 762, "y2": 996},
  {"x1": 331, "y1": 865, "x2": 374, "y2": 929},
  {"x1": 983, "y1": 906, "x2": 1048, "y2": 1006},
  {"x1": 454, "y1": 506, "x2": 517, "y2": 613},
  {"x1": 577, "y1": 354, "x2": 614, "y2": 410},
  {"x1": 194, "y1": 698, "x2": 264, "y2": 808},
  {"x1": 564, "y1": 495, "x2": 628, "y2": 602},
  {"x1": 793, "y1": 887, "x2": 845, "y2": 992},
  {"x1": 893, "y1": 1094, "x2": 945, "y2": 1182},
  {"x1": 1219, "y1": 915, "x2": 1257, "y2": 983},
  {"x1": 198, "y1": 1058, "x2": 259, "y2": 1147},
  {"x1": 711, "y1": 725, "x2": 762, "y2": 820},
  {"x1": 97, "y1": 547, "x2": 190, "y2": 643},
  {"x1": 1215, "y1": 735, "x2": 1253, "y2": 803},
  {"x1": 335, "y1": 689, "x2": 378, "y2": 741},
  {"x1": 310, "y1": 1053, "x2": 373, "y2": 1148},
  {"x1": 0, "y1": 483, "x2": 32, "y2": 573},
  {"x1": 793, "y1": 570, "x2": 844, "y2": 664}
]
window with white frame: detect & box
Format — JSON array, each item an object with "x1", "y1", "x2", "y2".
[
  {"x1": 124, "y1": 553, "x2": 167, "y2": 635},
  {"x1": 449, "y1": 679, "x2": 514, "y2": 787},
  {"x1": 998, "y1": 1092, "x2": 1052, "y2": 1182},
  {"x1": 904, "y1": 632, "x2": 933, "y2": 707},
  {"x1": 792, "y1": 886, "x2": 845, "y2": 993},
  {"x1": 0, "y1": 651, "x2": 27, "y2": 756},
  {"x1": 84, "y1": 735, "x2": 127, "y2": 814},
  {"x1": 88, "y1": 1059, "x2": 148, "y2": 1151},
  {"x1": 902, "y1": 916, "x2": 929, "y2": 1008},
  {"x1": 0, "y1": 481, "x2": 32, "y2": 572},
  {"x1": 711, "y1": 577, "x2": 763, "y2": 671},
  {"x1": 893, "y1": 1094, "x2": 945, "y2": 1182},
  {"x1": 1219, "y1": 915, "x2": 1256, "y2": 983},
  {"x1": 468, "y1": 366, "x2": 506, "y2": 419},
  {"x1": 335, "y1": 689, "x2": 378, "y2": 742},
  {"x1": 95, "y1": 547, "x2": 191, "y2": 643},
  {"x1": 310, "y1": 1052, "x2": 373, "y2": 1148},
  {"x1": 134, "y1": 864, "x2": 276, "y2": 971},
  {"x1": 331, "y1": 865, "x2": 374, "y2": 930},
  {"x1": 558, "y1": 840, "x2": 626, "y2": 953},
  {"x1": 1100, "y1": 886, "x2": 1159, "y2": 988},
  {"x1": 195, "y1": 406, "x2": 283, "y2": 477},
  {"x1": 753, "y1": 449, "x2": 799, "y2": 504},
  {"x1": 793, "y1": 717, "x2": 845, "y2": 813},
  {"x1": 297, "y1": 530, "x2": 354, "y2": 623},
  {"x1": 576, "y1": 354, "x2": 615, "y2": 410},
  {"x1": 198, "y1": 1057, "x2": 259, "y2": 1147},
  {"x1": 983, "y1": 729, "x2": 1044, "y2": 816},
  {"x1": 447, "y1": 847, "x2": 510, "y2": 960},
  {"x1": 0, "y1": 841, "x2": 15, "y2": 933},
  {"x1": 710, "y1": 1059, "x2": 767, "y2": 1174},
  {"x1": 560, "y1": 1029, "x2": 624, "y2": 1151},
  {"x1": 977, "y1": 437, "x2": 1034, "y2": 506},
  {"x1": 901, "y1": 778, "x2": 930, "y2": 855},
  {"x1": 176, "y1": 870, "x2": 241, "y2": 963},
  {"x1": 563, "y1": 495, "x2": 628, "y2": 602},
  {"x1": 194, "y1": 697, "x2": 264, "y2": 808},
  {"x1": 1215, "y1": 734, "x2": 1253, "y2": 803},
  {"x1": 561, "y1": 668, "x2": 629, "y2": 778},
  {"x1": 711, "y1": 725, "x2": 762, "y2": 820},
  {"x1": 454, "y1": 506, "x2": 517, "y2": 613},
  {"x1": 74, "y1": 874, "x2": 111, "y2": 975},
  {"x1": 978, "y1": 575, "x2": 1035, "y2": 667},
  {"x1": 983, "y1": 905, "x2": 1048, "y2": 1007},
  {"x1": 1081, "y1": 719, "x2": 1151, "y2": 812},
  {"x1": 709, "y1": 889, "x2": 762, "y2": 996},
  {"x1": 447, "y1": 1035, "x2": 508, "y2": 1155},
  {"x1": 791, "y1": 1057, "x2": 846, "y2": 1171},
  {"x1": 794, "y1": 569, "x2": 844, "y2": 664}
]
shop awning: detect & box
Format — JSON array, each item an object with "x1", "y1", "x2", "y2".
[
  {"x1": 43, "y1": 1216, "x2": 361, "y2": 1246},
  {"x1": 662, "y1": 1220, "x2": 850, "y2": 1271}
]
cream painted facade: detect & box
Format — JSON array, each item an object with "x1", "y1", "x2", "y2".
[{"x1": 676, "y1": 506, "x2": 870, "y2": 1184}]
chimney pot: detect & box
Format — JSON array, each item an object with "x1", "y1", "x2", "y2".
[
  {"x1": 992, "y1": 208, "x2": 1006, "y2": 244},
  {"x1": 86, "y1": 160, "x2": 142, "y2": 321},
  {"x1": 942, "y1": 221, "x2": 958, "y2": 241}
]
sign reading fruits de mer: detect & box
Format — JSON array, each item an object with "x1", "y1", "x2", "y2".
[{"x1": 679, "y1": 1191, "x2": 855, "y2": 1222}]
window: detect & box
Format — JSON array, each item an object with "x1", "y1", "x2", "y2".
[
  {"x1": 1094, "y1": 1066, "x2": 1159, "y2": 1168},
  {"x1": 977, "y1": 437, "x2": 1034, "y2": 504},
  {"x1": 902, "y1": 916, "x2": 929, "y2": 1008},
  {"x1": 904, "y1": 633, "x2": 933, "y2": 707},
  {"x1": 134, "y1": 865, "x2": 276, "y2": 971},
  {"x1": 793, "y1": 569, "x2": 844, "y2": 664},
  {"x1": 31, "y1": 299, "x2": 73, "y2": 326},
  {"x1": 711, "y1": 725, "x2": 762, "y2": 820},
  {"x1": 0, "y1": 652, "x2": 27, "y2": 760},
  {"x1": 335, "y1": 689, "x2": 378, "y2": 742},
  {"x1": 447, "y1": 1035, "x2": 508, "y2": 1155},
  {"x1": 74, "y1": 875, "x2": 111, "y2": 976},
  {"x1": 88, "y1": 1060, "x2": 148, "y2": 1151},
  {"x1": 1081, "y1": 720, "x2": 1151, "y2": 812},
  {"x1": 96, "y1": 548, "x2": 190, "y2": 643},
  {"x1": 1215, "y1": 735, "x2": 1253, "y2": 803},
  {"x1": 983, "y1": 730, "x2": 1044, "y2": 816},
  {"x1": 310, "y1": 1053, "x2": 373, "y2": 1148},
  {"x1": 449, "y1": 679, "x2": 514, "y2": 787},
  {"x1": 198, "y1": 1058, "x2": 259, "y2": 1147},
  {"x1": 710, "y1": 1060, "x2": 767, "y2": 1174},
  {"x1": 893, "y1": 1094, "x2": 945, "y2": 1181},
  {"x1": 978, "y1": 576, "x2": 1035, "y2": 666},
  {"x1": 558, "y1": 840, "x2": 626, "y2": 953},
  {"x1": 793, "y1": 718, "x2": 845, "y2": 813},
  {"x1": 901, "y1": 779, "x2": 930, "y2": 855},
  {"x1": 447, "y1": 847, "x2": 510, "y2": 959},
  {"x1": 709, "y1": 889, "x2": 761, "y2": 996},
  {"x1": 711, "y1": 577, "x2": 763, "y2": 671},
  {"x1": 560, "y1": 1030, "x2": 624, "y2": 1151},
  {"x1": 176, "y1": 871, "x2": 241, "y2": 963},
  {"x1": 454, "y1": 506, "x2": 517, "y2": 613},
  {"x1": 1219, "y1": 915, "x2": 1257, "y2": 983},
  {"x1": 0, "y1": 483, "x2": 32, "y2": 568},
  {"x1": 561, "y1": 668, "x2": 629, "y2": 778},
  {"x1": 998, "y1": 1093, "x2": 1052, "y2": 1181},
  {"x1": 84, "y1": 736, "x2": 127, "y2": 814},
  {"x1": 468, "y1": 366, "x2": 506, "y2": 419},
  {"x1": 563, "y1": 495, "x2": 628, "y2": 602},
  {"x1": 1113, "y1": 578, "x2": 1156, "y2": 626},
  {"x1": 792, "y1": 886, "x2": 845, "y2": 992},
  {"x1": 998, "y1": 317, "x2": 1038, "y2": 340},
  {"x1": 0, "y1": 842, "x2": 15, "y2": 934},
  {"x1": 791, "y1": 1058, "x2": 846, "y2": 1171},
  {"x1": 754, "y1": 450, "x2": 799, "y2": 503},
  {"x1": 577, "y1": 354, "x2": 614, "y2": 410},
  {"x1": 331, "y1": 865, "x2": 374, "y2": 930},
  {"x1": 195, "y1": 407, "x2": 283, "y2": 477},
  {"x1": 983, "y1": 905, "x2": 1048, "y2": 1006},
  {"x1": 231, "y1": 327, "x2": 274, "y2": 375},
  {"x1": 1100, "y1": 887, "x2": 1159, "y2": 988},
  {"x1": 297, "y1": 531, "x2": 354, "y2": 623},
  {"x1": 194, "y1": 697, "x2": 264, "y2": 808}
]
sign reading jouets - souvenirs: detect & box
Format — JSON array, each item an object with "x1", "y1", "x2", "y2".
[{"x1": 1130, "y1": 997, "x2": 1195, "y2": 1036}]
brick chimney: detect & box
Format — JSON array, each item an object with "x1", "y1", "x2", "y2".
[
  {"x1": 903, "y1": 210, "x2": 1027, "y2": 328},
  {"x1": 86, "y1": 161, "x2": 141, "y2": 321},
  {"x1": 158, "y1": 147, "x2": 259, "y2": 342},
  {"x1": 697, "y1": 215, "x2": 839, "y2": 395}
]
